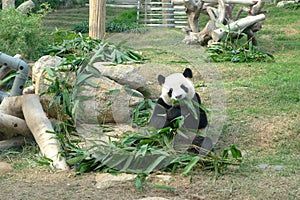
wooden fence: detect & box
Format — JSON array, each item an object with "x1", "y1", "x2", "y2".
[
  {"x1": 107, "y1": 0, "x2": 187, "y2": 28},
  {"x1": 137, "y1": 0, "x2": 187, "y2": 28}
]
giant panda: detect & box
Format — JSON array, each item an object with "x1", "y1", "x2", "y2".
[{"x1": 149, "y1": 68, "x2": 213, "y2": 155}]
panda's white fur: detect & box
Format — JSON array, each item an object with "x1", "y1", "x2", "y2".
[{"x1": 159, "y1": 72, "x2": 195, "y2": 106}]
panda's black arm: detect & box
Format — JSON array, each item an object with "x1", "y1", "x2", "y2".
[
  {"x1": 167, "y1": 105, "x2": 182, "y2": 121},
  {"x1": 193, "y1": 93, "x2": 208, "y2": 129},
  {"x1": 148, "y1": 98, "x2": 172, "y2": 129}
]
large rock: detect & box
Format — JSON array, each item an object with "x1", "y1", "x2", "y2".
[
  {"x1": 76, "y1": 75, "x2": 143, "y2": 125},
  {"x1": 93, "y1": 62, "x2": 148, "y2": 94},
  {"x1": 31, "y1": 56, "x2": 143, "y2": 124},
  {"x1": 32, "y1": 55, "x2": 62, "y2": 94}
]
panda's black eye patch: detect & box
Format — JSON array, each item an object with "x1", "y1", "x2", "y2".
[
  {"x1": 168, "y1": 88, "x2": 173, "y2": 97},
  {"x1": 180, "y1": 84, "x2": 189, "y2": 93}
]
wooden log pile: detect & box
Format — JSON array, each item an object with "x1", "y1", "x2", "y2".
[
  {"x1": 0, "y1": 94, "x2": 69, "y2": 170},
  {"x1": 172, "y1": 0, "x2": 266, "y2": 45}
]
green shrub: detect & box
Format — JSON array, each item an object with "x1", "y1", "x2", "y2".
[
  {"x1": 33, "y1": 0, "x2": 85, "y2": 10},
  {"x1": 114, "y1": 9, "x2": 137, "y2": 23},
  {"x1": 0, "y1": 7, "x2": 51, "y2": 60},
  {"x1": 106, "y1": 9, "x2": 140, "y2": 33},
  {"x1": 207, "y1": 42, "x2": 275, "y2": 63},
  {"x1": 72, "y1": 21, "x2": 89, "y2": 33},
  {"x1": 72, "y1": 9, "x2": 147, "y2": 34},
  {"x1": 207, "y1": 23, "x2": 275, "y2": 63}
]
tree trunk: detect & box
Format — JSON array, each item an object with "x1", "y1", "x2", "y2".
[
  {"x1": 250, "y1": 0, "x2": 265, "y2": 15},
  {"x1": 89, "y1": 0, "x2": 106, "y2": 39},
  {"x1": 185, "y1": 0, "x2": 203, "y2": 33}
]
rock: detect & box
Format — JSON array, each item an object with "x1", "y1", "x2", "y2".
[
  {"x1": 31, "y1": 55, "x2": 144, "y2": 124},
  {"x1": 147, "y1": 174, "x2": 173, "y2": 185},
  {"x1": 31, "y1": 55, "x2": 66, "y2": 118},
  {"x1": 273, "y1": 165, "x2": 284, "y2": 171},
  {"x1": 0, "y1": 162, "x2": 13, "y2": 175},
  {"x1": 32, "y1": 55, "x2": 62, "y2": 94},
  {"x1": 77, "y1": 75, "x2": 143, "y2": 125},
  {"x1": 257, "y1": 164, "x2": 269, "y2": 169},
  {"x1": 93, "y1": 62, "x2": 148, "y2": 93},
  {"x1": 95, "y1": 173, "x2": 136, "y2": 189}
]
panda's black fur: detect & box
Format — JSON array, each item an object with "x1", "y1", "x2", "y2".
[{"x1": 149, "y1": 68, "x2": 213, "y2": 155}]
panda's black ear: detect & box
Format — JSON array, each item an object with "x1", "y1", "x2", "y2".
[
  {"x1": 158, "y1": 75, "x2": 165, "y2": 85},
  {"x1": 183, "y1": 68, "x2": 193, "y2": 78}
]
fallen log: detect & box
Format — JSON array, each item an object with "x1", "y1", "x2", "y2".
[
  {"x1": 0, "y1": 94, "x2": 68, "y2": 170},
  {"x1": 0, "y1": 112, "x2": 31, "y2": 139},
  {"x1": 211, "y1": 13, "x2": 265, "y2": 41},
  {"x1": 22, "y1": 94, "x2": 69, "y2": 170},
  {"x1": 0, "y1": 95, "x2": 24, "y2": 118},
  {"x1": 16, "y1": 0, "x2": 35, "y2": 14}
]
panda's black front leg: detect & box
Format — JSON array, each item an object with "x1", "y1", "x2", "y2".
[
  {"x1": 193, "y1": 93, "x2": 208, "y2": 129},
  {"x1": 166, "y1": 105, "x2": 182, "y2": 128},
  {"x1": 149, "y1": 98, "x2": 171, "y2": 129}
]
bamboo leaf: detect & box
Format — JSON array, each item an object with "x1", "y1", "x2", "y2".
[
  {"x1": 121, "y1": 155, "x2": 134, "y2": 172},
  {"x1": 76, "y1": 73, "x2": 94, "y2": 85},
  {"x1": 0, "y1": 73, "x2": 17, "y2": 86},
  {"x1": 144, "y1": 155, "x2": 166, "y2": 174},
  {"x1": 182, "y1": 156, "x2": 200, "y2": 175},
  {"x1": 45, "y1": 67, "x2": 55, "y2": 77}
]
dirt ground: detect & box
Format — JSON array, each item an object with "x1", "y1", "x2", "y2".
[{"x1": 0, "y1": 165, "x2": 299, "y2": 200}]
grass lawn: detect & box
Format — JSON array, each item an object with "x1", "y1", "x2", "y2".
[{"x1": 1, "y1": 3, "x2": 299, "y2": 200}]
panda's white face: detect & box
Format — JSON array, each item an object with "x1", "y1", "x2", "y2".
[{"x1": 159, "y1": 72, "x2": 195, "y2": 106}]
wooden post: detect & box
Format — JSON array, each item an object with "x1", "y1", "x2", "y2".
[
  {"x1": 2, "y1": 0, "x2": 15, "y2": 9},
  {"x1": 89, "y1": 0, "x2": 106, "y2": 40},
  {"x1": 162, "y1": 0, "x2": 174, "y2": 27}
]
